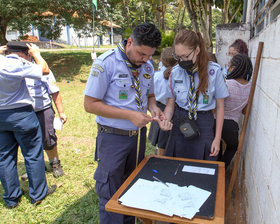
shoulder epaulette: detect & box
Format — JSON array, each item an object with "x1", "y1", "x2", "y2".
[{"x1": 98, "y1": 49, "x2": 115, "y2": 61}]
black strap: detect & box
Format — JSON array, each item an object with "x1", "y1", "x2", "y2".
[{"x1": 97, "y1": 124, "x2": 138, "y2": 137}]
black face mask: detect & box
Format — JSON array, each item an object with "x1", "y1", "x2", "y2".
[{"x1": 179, "y1": 60, "x2": 194, "y2": 71}]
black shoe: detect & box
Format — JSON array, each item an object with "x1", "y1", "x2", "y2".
[
  {"x1": 50, "y1": 160, "x2": 64, "y2": 178},
  {"x1": 34, "y1": 185, "x2": 57, "y2": 206}
]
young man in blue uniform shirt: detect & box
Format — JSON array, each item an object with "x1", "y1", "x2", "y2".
[
  {"x1": 24, "y1": 69, "x2": 67, "y2": 178},
  {"x1": 84, "y1": 23, "x2": 168, "y2": 224},
  {"x1": 0, "y1": 42, "x2": 56, "y2": 208}
]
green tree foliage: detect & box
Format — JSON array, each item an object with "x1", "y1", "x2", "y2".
[
  {"x1": 0, "y1": 0, "x2": 124, "y2": 45},
  {"x1": 0, "y1": 0, "x2": 243, "y2": 48}
]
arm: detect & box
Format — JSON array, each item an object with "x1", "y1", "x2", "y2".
[
  {"x1": 51, "y1": 92, "x2": 67, "y2": 124},
  {"x1": 153, "y1": 98, "x2": 175, "y2": 131},
  {"x1": 84, "y1": 95, "x2": 153, "y2": 128},
  {"x1": 148, "y1": 94, "x2": 165, "y2": 120},
  {"x1": 164, "y1": 98, "x2": 175, "y2": 122},
  {"x1": 210, "y1": 98, "x2": 224, "y2": 157},
  {"x1": 0, "y1": 45, "x2": 7, "y2": 55},
  {"x1": 26, "y1": 43, "x2": 49, "y2": 75}
]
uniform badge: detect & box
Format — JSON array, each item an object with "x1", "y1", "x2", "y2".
[
  {"x1": 175, "y1": 80, "x2": 183, "y2": 83},
  {"x1": 145, "y1": 64, "x2": 152, "y2": 73},
  {"x1": 143, "y1": 73, "x2": 151, "y2": 79},
  {"x1": 92, "y1": 64, "x2": 104, "y2": 73},
  {"x1": 146, "y1": 89, "x2": 150, "y2": 96},
  {"x1": 209, "y1": 69, "x2": 215, "y2": 76},
  {"x1": 119, "y1": 90, "x2": 128, "y2": 99},
  {"x1": 203, "y1": 94, "x2": 209, "y2": 104},
  {"x1": 91, "y1": 71, "x2": 99, "y2": 77}
]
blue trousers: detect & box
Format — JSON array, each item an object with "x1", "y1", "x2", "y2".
[
  {"x1": 0, "y1": 106, "x2": 47, "y2": 207},
  {"x1": 94, "y1": 128, "x2": 146, "y2": 224}
]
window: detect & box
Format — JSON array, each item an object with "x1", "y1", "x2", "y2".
[{"x1": 253, "y1": 0, "x2": 280, "y2": 34}]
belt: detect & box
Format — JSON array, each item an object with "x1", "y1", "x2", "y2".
[
  {"x1": 175, "y1": 103, "x2": 211, "y2": 114},
  {"x1": 97, "y1": 124, "x2": 139, "y2": 137}
]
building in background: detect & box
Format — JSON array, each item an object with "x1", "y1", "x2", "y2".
[
  {"x1": 6, "y1": 19, "x2": 122, "y2": 48},
  {"x1": 216, "y1": 0, "x2": 280, "y2": 223}
]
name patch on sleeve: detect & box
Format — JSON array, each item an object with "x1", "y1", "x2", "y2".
[{"x1": 92, "y1": 64, "x2": 104, "y2": 73}]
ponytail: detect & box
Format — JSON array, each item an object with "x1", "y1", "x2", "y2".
[{"x1": 196, "y1": 32, "x2": 209, "y2": 95}]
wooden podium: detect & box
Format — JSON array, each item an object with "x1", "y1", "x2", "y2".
[{"x1": 106, "y1": 155, "x2": 225, "y2": 224}]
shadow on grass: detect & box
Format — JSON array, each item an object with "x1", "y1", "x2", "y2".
[
  {"x1": 53, "y1": 189, "x2": 100, "y2": 224},
  {"x1": 41, "y1": 51, "x2": 104, "y2": 82}
]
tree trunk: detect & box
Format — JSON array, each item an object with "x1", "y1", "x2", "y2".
[
  {"x1": 179, "y1": 7, "x2": 186, "y2": 30},
  {"x1": 123, "y1": 0, "x2": 131, "y2": 29},
  {"x1": 0, "y1": 20, "x2": 8, "y2": 45},
  {"x1": 175, "y1": 8, "x2": 181, "y2": 33},
  {"x1": 195, "y1": 0, "x2": 212, "y2": 51},
  {"x1": 183, "y1": 0, "x2": 199, "y2": 31},
  {"x1": 208, "y1": 3, "x2": 213, "y2": 52},
  {"x1": 161, "y1": 3, "x2": 165, "y2": 31},
  {"x1": 222, "y1": 0, "x2": 231, "y2": 23}
]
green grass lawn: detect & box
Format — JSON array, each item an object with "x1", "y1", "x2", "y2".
[{"x1": 0, "y1": 50, "x2": 157, "y2": 223}]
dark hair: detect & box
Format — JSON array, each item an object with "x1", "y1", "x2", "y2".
[
  {"x1": 160, "y1": 47, "x2": 177, "y2": 79},
  {"x1": 227, "y1": 54, "x2": 253, "y2": 81},
  {"x1": 230, "y1": 39, "x2": 248, "y2": 55},
  {"x1": 174, "y1": 30, "x2": 209, "y2": 95},
  {"x1": 131, "y1": 23, "x2": 161, "y2": 48}
]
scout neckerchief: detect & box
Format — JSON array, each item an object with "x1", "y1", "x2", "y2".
[
  {"x1": 186, "y1": 65, "x2": 198, "y2": 120},
  {"x1": 118, "y1": 40, "x2": 144, "y2": 111}
]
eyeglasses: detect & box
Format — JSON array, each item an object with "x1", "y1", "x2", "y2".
[{"x1": 172, "y1": 49, "x2": 195, "y2": 61}]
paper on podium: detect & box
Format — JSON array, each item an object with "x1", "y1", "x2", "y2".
[{"x1": 118, "y1": 178, "x2": 211, "y2": 220}]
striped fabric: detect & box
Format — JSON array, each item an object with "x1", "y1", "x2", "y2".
[
  {"x1": 118, "y1": 40, "x2": 144, "y2": 111},
  {"x1": 187, "y1": 66, "x2": 198, "y2": 120}
]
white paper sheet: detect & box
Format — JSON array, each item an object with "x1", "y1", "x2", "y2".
[
  {"x1": 118, "y1": 178, "x2": 211, "y2": 220},
  {"x1": 182, "y1": 165, "x2": 215, "y2": 175},
  {"x1": 53, "y1": 117, "x2": 63, "y2": 130}
]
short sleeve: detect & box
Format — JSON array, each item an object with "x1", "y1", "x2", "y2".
[
  {"x1": 43, "y1": 70, "x2": 59, "y2": 94},
  {"x1": 1, "y1": 55, "x2": 42, "y2": 80},
  {"x1": 215, "y1": 68, "x2": 229, "y2": 99},
  {"x1": 84, "y1": 59, "x2": 110, "y2": 99}
]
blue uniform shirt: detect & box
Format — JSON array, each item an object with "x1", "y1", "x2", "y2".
[
  {"x1": 154, "y1": 66, "x2": 169, "y2": 105},
  {"x1": 84, "y1": 48, "x2": 155, "y2": 130},
  {"x1": 0, "y1": 54, "x2": 42, "y2": 110},
  {"x1": 26, "y1": 70, "x2": 59, "y2": 112},
  {"x1": 167, "y1": 62, "x2": 229, "y2": 111}
]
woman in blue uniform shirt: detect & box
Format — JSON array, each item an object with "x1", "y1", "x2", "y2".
[{"x1": 161, "y1": 30, "x2": 229, "y2": 160}]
